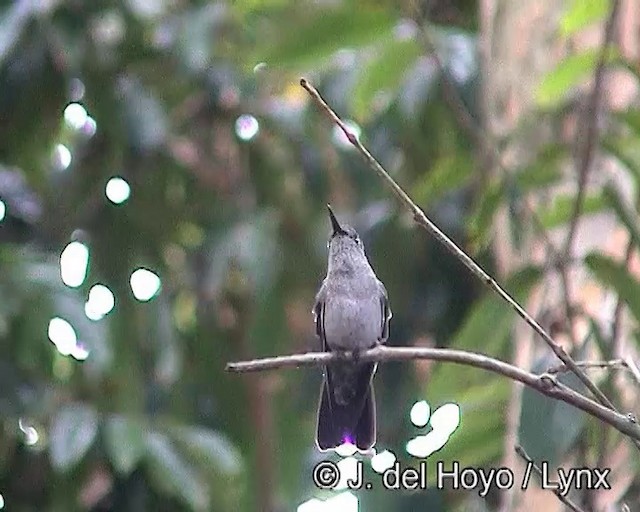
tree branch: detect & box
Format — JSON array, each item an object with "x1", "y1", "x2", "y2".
[
  {"x1": 420, "y1": 24, "x2": 578, "y2": 343},
  {"x1": 298, "y1": 77, "x2": 617, "y2": 413},
  {"x1": 226, "y1": 346, "x2": 640, "y2": 442},
  {"x1": 563, "y1": 0, "x2": 621, "y2": 254},
  {"x1": 546, "y1": 359, "x2": 628, "y2": 374},
  {"x1": 515, "y1": 445, "x2": 585, "y2": 512}
]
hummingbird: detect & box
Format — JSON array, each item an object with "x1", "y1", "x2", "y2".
[{"x1": 314, "y1": 205, "x2": 392, "y2": 452}]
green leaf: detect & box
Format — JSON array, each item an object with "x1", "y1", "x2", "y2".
[
  {"x1": 536, "y1": 47, "x2": 617, "y2": 107},
  {"x1": 145, "y1": 431, "x2": 209, "y2": 512},
  {"x1": 519, "y1": 358, "x2": 587, "y2": 466},
  {"x1": 468, "y1": 144, "x2": 566, "y2": 251},
  {"x1": 602, "y1": 136, "x2": 640, "y2": 184},
  {"x1": 585, "y1": 253, "x2": 640, "y2": 323},
  {"x1": 170, "y1": 425, "x2": 243, "y2": 476},
  {"x1": 559, "y1": 0, "x2": 610, "y2": 37},
  {"x1": 602, "y1": 184, "x2": 640, "y2": 250},
  {"x1": 615, "y1": 56, "x2": 640, "y2": 88},
  {"x1": 407, "y1": 381, "x2": 509, "y2": 485},
  {"x1": 539, "y1": 191, "x2": 608, "y2": 228},
  {"x1": 468, "y1": 179, "x2": 504, "y2": 252},
  {"x1": 513, "y1": 144, "x2": 566, "y2": 190},
  {"x1": 614, "y1": 109, "x2": 640, "y2": 139},
  {"x1": 104, "y1": 415, "x2": 146, "y2": 475},
  {"x1": 168, "y1": 425, "x2": 245, "y2": 508},
  {"x1": 588, "y1": 317, "x2": 609, "y2": 358},
  {"x1": 254, "y1": 5, "x2": 396, "y2": 68},
  {"x1": 210, "y1": 211, "x2": 281, "y2": 299},
  {"x1": 209, "y1": 211, "x2": 285, "y2": 356},
  {"x1": 49, "y1": 404, "x2": 99, "y2": 472},
  {"x1": 352, "y1": 37, "x2": 423, "y2": 120},
  {"x1": 426, "y1": 379, "x2": 510, "y2": 468},
  {"x1": 413, "y1": 154, "x2": 473, "y2": 209},
  {"x1": 450, "y1": 265, "x2": 543, "y2": 353}
]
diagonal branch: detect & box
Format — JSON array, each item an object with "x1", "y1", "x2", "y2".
[
  {"x1": 547, "y1": 358, "x2": 628, "y2": 374},
  {"x1": 299, "y1": 77, "x2": 617, "y2": 414},
  {"x1": 226, "y1": 346, "x2": 640, "y2": 442},
  {"x1": 563, "y1": 0, "x2": 621, "y2": 255},
  {"x1": 420, "y1": 24, "x2": 577, "y2": 341},
  {"x1": 515, "y1": 445, "x2": 585, "y2": 512}
]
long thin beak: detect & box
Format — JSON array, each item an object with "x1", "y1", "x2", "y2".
[{"x1": 327, "y1": 204, "x2": 346, "y2": 235}]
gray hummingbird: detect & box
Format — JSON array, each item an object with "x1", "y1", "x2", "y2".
[{"x1": 314, "y1": 205, "x2": 392, "y2": 452}]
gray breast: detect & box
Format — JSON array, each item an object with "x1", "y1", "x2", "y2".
[{"x1": 323, "y1": 294, "x2": 381, "y2": 351}]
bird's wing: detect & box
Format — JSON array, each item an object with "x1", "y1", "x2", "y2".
[
  {"x1": 313, "y1": 281, "x2": 328, "y2": 351},
  {"x1": 378, "y1": 280, "x2": 392, "y2": 343}
]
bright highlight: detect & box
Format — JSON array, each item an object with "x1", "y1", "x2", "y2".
[
  {"x1": 105, "y1": 177, "x2": 131, "y2": 204},
  {"x1": 60, "y1": 241, "x2": 89, "y2": 288},
  {"x1": 130, "y1": 268, "x2": 161, "y2": 301}
]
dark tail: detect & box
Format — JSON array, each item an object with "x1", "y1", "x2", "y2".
[{"x1": 316, "y1": 362, "x2": 377, "y2": 452}]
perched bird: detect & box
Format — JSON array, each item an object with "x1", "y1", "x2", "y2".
[{"x1": 314, "y1": 205, "x2": 392, "y2": 452}]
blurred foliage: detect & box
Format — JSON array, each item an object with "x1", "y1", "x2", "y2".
[{"x1": 0, "y1": 0, "x2": 639, "y2": 511}]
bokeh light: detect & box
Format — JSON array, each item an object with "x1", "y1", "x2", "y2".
[
  {"x1": 406, "y1": 403, "x2": 460, "y2": 458},
  {"x1": 19, "y1": 418, "x2": 39, "y2": 446},
  {"x1": 410, "y1": 400, "x2": 430, "y2": 427},
  {"x1": 335, "y1": 457, "x2": 359, "y2": 490},
  {"x1": 253, "y1": 62, "x2": 267, "y2": 73},
  {"x1": 71, "y1": 342, "x2": 90, "y2": 361},
  {"x1": 69, "y1": 78, "x2": 85, "y2": 101},
  {"x1": 48, "y1": 317, "x2": 77, "y2": 357},
  {"x1": 0, "y1": 199, "x2": 5, "y2": 222},
  {"x1": 63, "y1": 103, "x2": 88, "y2": 130},
  {"x1": 297, "y1": 492, "x2": 358, "y2": 512},
  {"x1": 83, "y1": 117, "x2": 97, "y2": 137},
  {"x1": 130, "y1": 268, "x2": 161, "y2": 301},
  {"x1": 60, "y1": 241, "x2": 89, "y2": 288},
  {"x1": 105, "y1": 176, "x2": 131, "y2": 204},
  {"x1": 371, "y1": 449, "x2": 396, "y2": 473},
  {"x1": 53, "y1": 144, "x2": 72, "y2": 170},
  {"x1": 335, "y1": 442, "x2": 356, "y2": 457},
  {"x1": 235, "y1": 114, "x2": 259, "y2": 141},
  {"x1": 84, "y1": 284, "x2": 115, "y2": 320},
  {"x1": 47, "y1": 317, "x2": 89, "y2": 361}
]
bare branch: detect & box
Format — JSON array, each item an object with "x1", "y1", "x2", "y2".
[
  {"x1": 547, "y1": 359, "x2": 628, "y2": 374},
  {"x1": 623, "y1": 356, "x2": 640, "y2": 386},
  {"x1": 299, "y1": 77, "x2": 617, "y2": 413},
  {"x1": 515, "y1": 445, "x2": 585, "y2": 512},
  {"x1": 563, "y1": 0, "x2": 621, "y2": 254},
  {"x1": 419, "y1": 25, "x2": 578, "y2": 342},
  {"x1": 226, "y1": 345, "x2": 640, "y2": 442}
]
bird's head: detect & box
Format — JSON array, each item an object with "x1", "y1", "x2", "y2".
[{"x1": 326, "y1": 205, "x2": 368, "y2": 274}]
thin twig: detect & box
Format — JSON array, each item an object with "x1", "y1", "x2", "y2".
[
  {"x1": 623, "y1": 356, "x2": 640, "y2": 385},
  {"x1": 611, "y1": 185, "x2": 638, "y2": 356},
  {"x1": 419, "y1": 24, "x2": 577, "y2": 341},
  {"x1": 563, "y1": 0, "x2": 621, "y2": 255},
  {"x1": 598, "y1": 187, "x2": 638, "y2": 472},
  {"x1": 515, "y1": 445, "x2": 585, "y2": 512},
  {"x1": 299, "y1": 77, "x2": 616, "y2": 413},
  {"x1": 226, "y1": 346, "x2": 640, "y2": 442},
  {"x1": 547, "y1": 359, "x2": 628, "y2": 374},
  {"x1": 610, "y1": 242, "x2": 634, "y2": 343}
]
